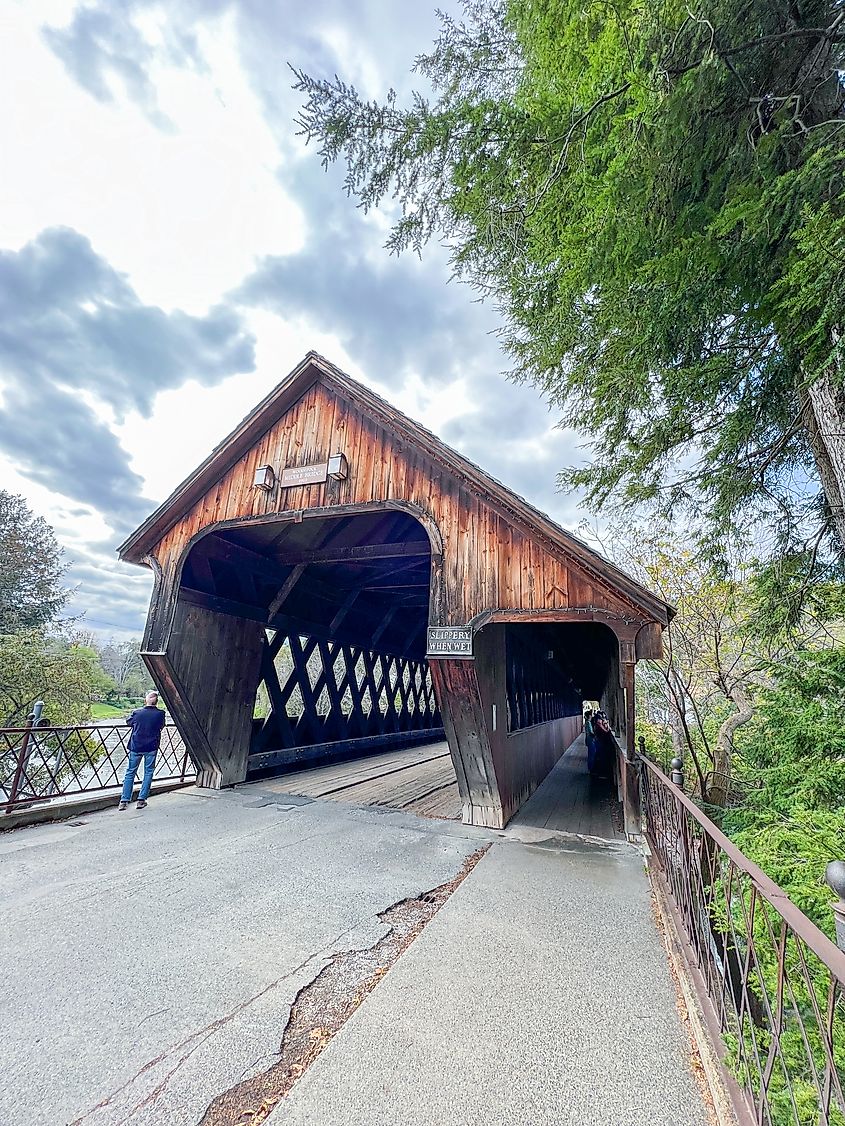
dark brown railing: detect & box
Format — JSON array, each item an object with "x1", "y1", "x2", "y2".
[
  {"x1": 640, "y1": 754, "x2": 845, "y2": 1126},
  {"x1": 1, "y1": 721, "x2": 195, "y2": 814}
]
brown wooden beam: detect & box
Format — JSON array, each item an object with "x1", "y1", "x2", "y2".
[
  {"x1": 179, "y1": 586, "x2": 427, "y2": 658},
  {"x1": 267, "y1": 562, "x2": 307, "y2": 616},
  {"x1": 276, "y1": 540, "x2": 430, "y2": 566},
  {"x1": 403, "y1": 622, "x2": 427, "y2": 657},
  {"x1": 360, "y1": 580, "x2": 430, "y2": 591},
  {"x1": 248, "y1": 730, "x2": 444, "y2": 773},
  {"x1": 330, "y1": 589, "x2": 361, "y2": 634},
  {"x1": 201, "y1": 535, "x2": 288, "y2": 582},
  {"x1": 371, "y1": 606, "x2": 398, "y2": 646}
]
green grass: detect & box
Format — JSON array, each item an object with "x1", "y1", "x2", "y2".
[{"x1": 89, "y1": 702, "x2": 127, "y2": 720}]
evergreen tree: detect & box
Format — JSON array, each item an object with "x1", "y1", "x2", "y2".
[{"x1": 295, "y1": 1, "x2": 845, "y2": 555}]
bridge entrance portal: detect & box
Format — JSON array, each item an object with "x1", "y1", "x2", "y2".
[{"x1": 119, "y1": 353, "x2": 671, "y2": 831}]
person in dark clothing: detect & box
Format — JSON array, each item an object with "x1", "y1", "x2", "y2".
[
  {"x1": 118, "y1": 691, "x2": 166, "y2": 810},
  {"x1": 584, "y1": 708, "x2": 596, "y2": 770},
  {"x1": 589, "y1": 711, "x2": 616, "y2": 779}
]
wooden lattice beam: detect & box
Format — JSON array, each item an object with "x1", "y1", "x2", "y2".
[{"x1": 250, "y1": 627, "x2": 442, "y2": 764}]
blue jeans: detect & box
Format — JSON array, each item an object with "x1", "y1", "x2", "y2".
[{"x1": 121, "y1": 750, "x2": 158, "y2": 802}]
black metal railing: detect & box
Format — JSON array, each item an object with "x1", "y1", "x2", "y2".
[
  {"x1": 640, "y1": 754, "x2": 845, "y2": 1126},
  {"x1": 1, "y1": 721, "x2": 195, "y2": 813}
]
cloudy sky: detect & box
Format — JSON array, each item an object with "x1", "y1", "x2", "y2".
[{"x1": 1, "y1": 0, "x2": 586, "y2": 638}]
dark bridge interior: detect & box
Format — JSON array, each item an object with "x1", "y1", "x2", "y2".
[
  {"x1": 179, "y1": 510, "x2": 442, "y2": 775},
  {"x1": 176, "y1": 514, "x2": 625, "y2": 802},
  {"x1": 181, "y1": 510, "x2": 432, "y2": 655},
  {"x1": 504, "y1": 622, "x2": 621, "y2": 733}
]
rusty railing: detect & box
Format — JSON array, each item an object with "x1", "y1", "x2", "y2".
[
  {"x1": 640, "y1": 754, "x2": 845, "y2": 1126},
  {"x1": 1, "y1": 721, "x2": 195, "y2": 814}
]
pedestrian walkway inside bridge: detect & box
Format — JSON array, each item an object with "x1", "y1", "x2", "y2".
[{"x1": 2, "y1": 771, "x2": 708, "y2": 1126}]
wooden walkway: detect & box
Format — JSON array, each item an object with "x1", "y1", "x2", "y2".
[
  {"x1": 257, "y1": 731, "x2": 623, "y2": 839},
  {"x1": 258, "y1": 741, "x2": 463, "y2": 820},
  {"x1": 509, "y1": 734, "x2": 623, "y2": 839}
]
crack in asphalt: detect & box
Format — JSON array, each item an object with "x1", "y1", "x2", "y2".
[
  {"x1": 66, "y1": 914, "x2": 384, "y2": 1126},
  {"x1": 196, "y1": 845, "x2": 490, "y2": 1126}
]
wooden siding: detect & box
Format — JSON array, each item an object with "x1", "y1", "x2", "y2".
[
  {"x1": 151, "y1": 599, "x2": 265, "y2": 787},
  {"x1": 146, "y1": 379, "x2": 652, "y2": 631}
]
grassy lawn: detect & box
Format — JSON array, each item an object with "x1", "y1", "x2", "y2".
[{"x1": 89, "y1": 702, "x2": 129, "y2": 720}]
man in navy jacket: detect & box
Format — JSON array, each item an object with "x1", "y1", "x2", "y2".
[{"x1": 118, "y1": 691, "x2": 166, "y2": 811}]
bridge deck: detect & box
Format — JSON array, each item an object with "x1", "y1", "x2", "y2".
[
  {"x1": 3, "y1": 765, "x2": 706, "y2": 1125},
  {"x1": 510, "y1": 734, "x2": 624, "y2": 839},
  {"x1": 257, "y1": 732, "x2": 623, "y2": 838},
  {"x1": 256, "y1": 740, "x2": 462, "y2": 820}
]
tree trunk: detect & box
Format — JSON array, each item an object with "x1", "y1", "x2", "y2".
[
  {"x1": 667, "y1": 669, "x2": 687, "y2": 763},
  {"x1": 708, "y1": 684, "x2": 754, "y2": 809},
  {"x1": 805, "y1": 366, "x2": 845, "y2": 553}
]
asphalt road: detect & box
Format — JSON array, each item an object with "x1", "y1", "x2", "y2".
[
  {"x1": 0, "y1": 781, "x2": 709, "y2": 1126},
  {"x1": 0, "y1": 786, "x2": 486, "y2": 1126}
]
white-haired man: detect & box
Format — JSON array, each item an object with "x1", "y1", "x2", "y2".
[{"x1": 118, "y1": 691, "x2": 166, "y2": 811}]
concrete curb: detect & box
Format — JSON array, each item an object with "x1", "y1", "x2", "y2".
[{"x1": 0, "y1": 781, "x2": 195, "y2": 831}]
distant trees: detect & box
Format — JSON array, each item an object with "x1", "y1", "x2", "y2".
[
  {"x1": 609, "y1": 518, "x2": 845, "y2": 971},
  {"x1": 0, "y1": 490, "x2": 70, "y2": 634},
  {"x1": 0, "y1": 631, "x2": 112, "y2": 726},
  {"x1": 94, "y1": 638, "x2": 153, "y2": 701},
  {"x1": 617, "y1": 530, "x2": 767, "y2": 807},
  {"x1": 0, "y1": 492, "x2": 152, "y2": 725}
]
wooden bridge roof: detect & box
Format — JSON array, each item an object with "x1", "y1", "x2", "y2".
[{"x1": 118, "y1": 352, "x2": 671, "y2": 626}]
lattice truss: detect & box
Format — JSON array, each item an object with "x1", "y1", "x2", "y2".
[
  {"x1": 506, "y1": 629, "x2": 581, "y2": 732},
  {"x1": 252, "y1": 628, "x2": 441, "y2": 753}
]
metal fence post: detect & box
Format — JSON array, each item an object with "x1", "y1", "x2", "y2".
[
  {"x1": 670, "y1": 756, "x2": 684, "y2": 789},
  {"x1": 6, "y1": 709, "x2": 37, "y2": 812},
  {"x1": 825, "y1": 860, "x2": 845, "y2": 952}
]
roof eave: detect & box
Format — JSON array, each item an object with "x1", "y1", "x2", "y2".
[{"x1": 117, "y1": 354, "x2": 323, "y2": 563}]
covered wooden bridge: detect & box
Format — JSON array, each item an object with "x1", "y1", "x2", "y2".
[{"x1": 119, "y1": 353, "x2": 671, "y2": 831}]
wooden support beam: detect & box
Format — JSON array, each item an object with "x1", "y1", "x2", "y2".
[
  {"x1": 287, "y1": 632, "x2": 324, "y2": 745},
  {"x1": 148, "y1": 598, "x2": 265, "y2": 788},
  {"x1": 361, "y1": 581, "x2": 430, "y2": 591},
  {"x1": 371, "y1": 606, "x2": 398, "y2": 646},
  {"x1": 275, "y1": 539, "x2": 430, "y2": 566},
  {"x1": 317, "y1": 640, "x2": 345, "y2": 741},
  {"x1": 248, "y1": 730, "x2": 444, "y2": 773},
  {"x1": 256, "y1": 642, "x2": 297, "y2": 751},
  {"x1": 189, "y1": 549, "x2": 216, "y2": 591},
  {"x1": 201, "y1": 535, "x2": 288, "y2": 582},
  {"x1": 341, "y1": 644, "x2": 367, "y2": 738},
  {"x1": 403, "y1": 621, "x2": 427, "y2": 657},
  {"x1": 330, "y1": 588, "x2": 361, "y2": 634},
  {"x1": 143, "y1": 651, "x2": 217, "y2": 784},
  {"x1": 268, "y1": 563, "x2": 306, "y2": 616},
  {"x1": 179, "y1": 586, "x2": 428, "y2": 658},
  {"x1": 429, "y1": 657, "x2": 503, "y2": 828},
  {"x1": 365, "y1": 558, "x2": 429, "y2": 582}
]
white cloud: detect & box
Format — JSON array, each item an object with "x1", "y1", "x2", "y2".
[{"x1": 0, "y1": 4, "x2": 304, "y2": 314}]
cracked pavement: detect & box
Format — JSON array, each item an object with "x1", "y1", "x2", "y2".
[{"x1": 0, "y1": 786, "x2": 489, "y2": 1125}]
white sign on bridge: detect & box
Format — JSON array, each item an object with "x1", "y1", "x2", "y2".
[{"x1": 426, "y1": 626, "x2": 474, "y2": 659}]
